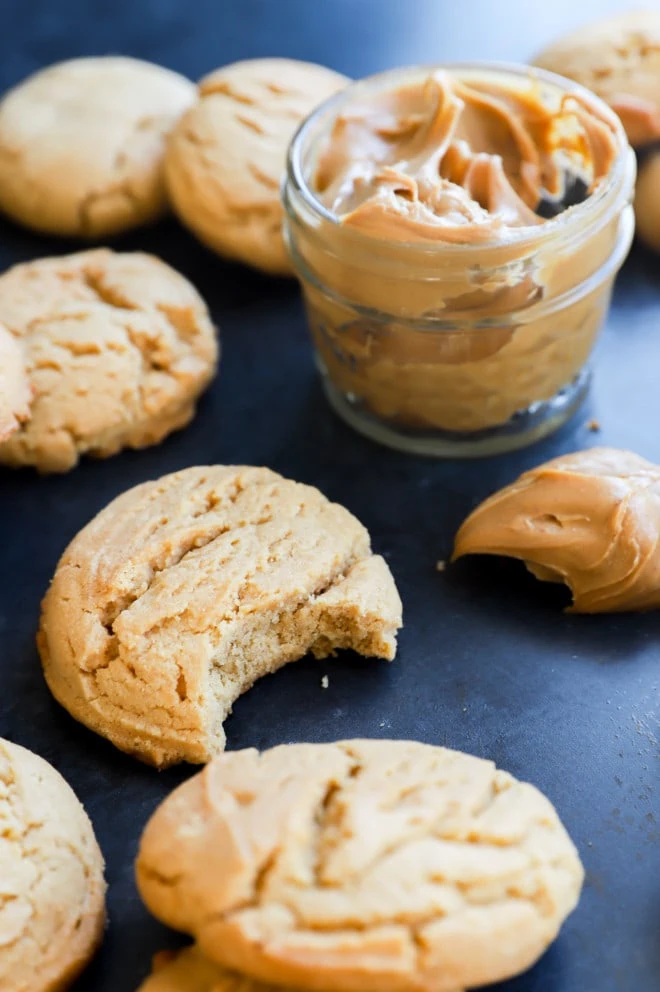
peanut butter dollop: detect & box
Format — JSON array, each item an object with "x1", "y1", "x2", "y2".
[
  {"x1": 314, "y1": 70, "x2": 617, "y2": 242},
  {"x1": 453, "y1": 448, "x2": 660, "y2": 613}
]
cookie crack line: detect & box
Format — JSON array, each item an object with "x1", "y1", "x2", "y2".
[
  {"x1": 98, "y1": 478, "x2": 278, "y2": 636},
  {"x1": 199, "y1": 755, "x2": 558, "y2": 929},
  {"x1": 80, "y1": 267, "x2": 138, "y2": 311},
  {"x1": 99, "y1": 534, "x2": 360, "y2": 680}
]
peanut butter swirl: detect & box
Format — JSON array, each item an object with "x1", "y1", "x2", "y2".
[
  {"x1": 314, "y1": 70, "x2": 617, "y2": 242},
  {"x1": 453, "y1": 448, "x2": 660, "y2": 613}
]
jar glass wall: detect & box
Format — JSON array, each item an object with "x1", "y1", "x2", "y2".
[{"x1": 283, "y1": 63, "x2": 636, "y2": 457}]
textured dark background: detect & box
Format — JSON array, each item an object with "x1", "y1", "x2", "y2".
[{"x1": 0, "y1": 1, "x2": 658, "y2": 990}]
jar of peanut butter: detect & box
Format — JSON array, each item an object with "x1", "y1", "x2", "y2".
[{"x1": 282, "y1": 63, "x2": 635, "y2": 456}]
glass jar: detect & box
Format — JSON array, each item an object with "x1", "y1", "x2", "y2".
[{"x1": 282, "y1": 63, "x2": 636, "y2": 457}]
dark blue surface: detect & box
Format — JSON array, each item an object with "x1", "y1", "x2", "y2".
[{"x1": 0, "y1": 2, "x2": 658, "y2": 991}]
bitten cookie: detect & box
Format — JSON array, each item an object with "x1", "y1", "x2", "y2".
[
  {"x1": 136, "y1": 739, "x2": 583, "y2": 992},
  {"x1": 39, "y1": 466, "x2": 402, "y2": 767},
  {"x1": 0, "y1": 738, "x2": 106, "y2": 992},
  {"x1": 0, "y1": 324, "x2": 31, "y2": 441},
  {"x1": 165, "y1": 59, "x2": 347, "y2": 275},
  {"x1": 453, "y1": 447, "x2": 660, "y2": 613},
  {"x1": 137, "y1": 946, "x2": 311, "y2": 992},
  {"x1": 0, "y1": 57, "x2": 196, "y2": 236},
  {"x1": 0, "y1": 249, "x2": 218, "y2": 472},
  {"x1": 533, "y1": 10, "x2": 660, "y2": 147}
]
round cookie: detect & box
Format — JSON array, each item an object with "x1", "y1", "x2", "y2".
[
  {"x1": 533, "y1": 11, "x2": 660, "y2": 147},
  {"x1": 38, "y1": 466, "x2": 402, "y2": 767},
  {"x1": 0, "y1": 738, "x2": 106, "y2": 992},
  {"x1": 137, "y1": 946, "x2": 310, "y2": 992},
  {"x1": 139, "y1": 946, "x2": 453, "y2": 992},
  {"x1": 0, "y1": 249, "x2": 218, "y2": 472},
  {"x1": 0, "y1": 324, "x2": 31, "y2": 441},
  {"x1": 165, "y1": 59, "x2": 348, "y2": 275},
  {"x1": 136, "y1": 739, "x2": 584, "y2": 992},
  {"x1": 0, "y1": 57, "x2": 196, "y2": 237}
]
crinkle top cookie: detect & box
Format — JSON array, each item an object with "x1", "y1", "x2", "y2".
[
  {"x1": 0, "y1": 248, "x2": 218, "y2": 472},
  {"x1": 136, "y1": 739, "x2": 583, "y2": 992}
]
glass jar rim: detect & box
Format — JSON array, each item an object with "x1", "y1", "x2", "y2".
[{"x1": 284, "y1": 59, "x2": 633, "y2": 256}]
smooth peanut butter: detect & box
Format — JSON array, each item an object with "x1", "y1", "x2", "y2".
[
  {"x1": 453, "y1": 448, "x2": 660, "y2": 613},
  {"x1": 314, "y1": 71, "x2": 616, "y2": 242},
  {"x1": 289, "y1": 68, "x2": 632, "y2": 437}
]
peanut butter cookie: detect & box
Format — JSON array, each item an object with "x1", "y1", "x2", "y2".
[
  {"x1": 138, "y1": 946, "x2": 308, "y2": 992},
  {"x1": 0, "y1": 249, "x2": 218, "y2": 472},
  {"x1": 0, "y1": 738, "x2": 106, "y2": 992},
  {"x1": 534, "y1": 10, "x2": 660, "y2": 147},
  {"x1": 0, "y1": 57, "x2": 196, "y2": 236},
  {"x1": 453, "y1": 447, "x2": 660, "y2": 612},
  {"x1": 136, "y1": 739, "x2": 583, "y2": 992},
  {"x1": 0, "y1": 324, "x2": 31, "y2": 441},
  {"x1": 39, "y1": 467, "x2": 402, "y2": 767},
  {"x1": 165, "y1": 59, "x2": 347, "y2": 275}
]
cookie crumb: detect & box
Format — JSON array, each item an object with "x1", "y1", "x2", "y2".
[
  {"x1": 321, "y1": 675, "x2": 329, "y2": 689},
  {"x1": 435, "y1": 559, "x2": 446, "y2": 572},
  {"x1": 586, "y1": 419, "x2": 601, "y2": 432}
]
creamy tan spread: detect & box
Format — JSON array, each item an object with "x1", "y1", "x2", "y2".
[
  {"x1": 315, "y1": 71, "x2": 616, "y2": 243},
  {"x1": 291, "y1": 69, "x2": 630, "y2": 436},
  {"x1": 453, "y1": 448, "x2": 660, "y2": 613}
]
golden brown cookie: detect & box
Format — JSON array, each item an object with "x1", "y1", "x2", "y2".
[
  {"x1": 39, "y1": 466, "x2": 402, "y2": 767},
  {"x1": 453, "y1": 447, "x2": 660, "y2": 612},
  {"x1": 0, "y1": 737, "x2": 106, "y2": 992},
  {"x1": 137, "y1": 945, "x2": 310, "y2": 992},
  {"x1": 165, "y1": 59, "x2": 347, "y2": 275},
  {"x1": 0, "y1": 249, "x2": 218, "y2": 472},
  {"x1": 533, "y1": 10, "x2": 660, "y2": 147},
  {"x1": 0, "y1": 57, "x2": 196, "y2": 236},
  {"x1": 136, "y1": 739, "x2": 583, "y2": 992},
  {"x1": 0, "y1": 324, "x2": 31, "y2": 441}
]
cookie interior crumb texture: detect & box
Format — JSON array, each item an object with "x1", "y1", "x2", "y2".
[
  {"x1": 135, "y1": 739, "x2": 583, "y2": 992},
  {"x1": 165, "y1": 58, "x2": 347, "y2": 275},
  {"x1": 39, "y1": 466, "x2": 402, "y2": 767},
  {"x1": 0, "y1": 56, "x2": 196, "y2": 236},
  {"x1": 0, "y1": 248, "x2": 218, "y2": 472},
  {"x1": 0, "y1": 738, "x2": 106, "y2": 992}
]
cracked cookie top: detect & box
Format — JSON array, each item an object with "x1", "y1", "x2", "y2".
[
  {"x1": 0, "y1": 56, "x2": 196, "y2": 236},
  {"x1": 39, "y1": 467, "x2": 402, "y2": 767},
  {"x1": 0, "y1": 325, "x2": 31, "y2": 442},
  {"x1": 0, "y1": 738, "x2": 106, "y2": 992},
  {"x1": 136, "y1": 739, "x2": 583, "y2": 992},
  {"x1": 165, "y1": 59, "x2": 348, "y2": 275},
  {"x1": 0, "y1": 248, "x2": 218, "y2": 472}
]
